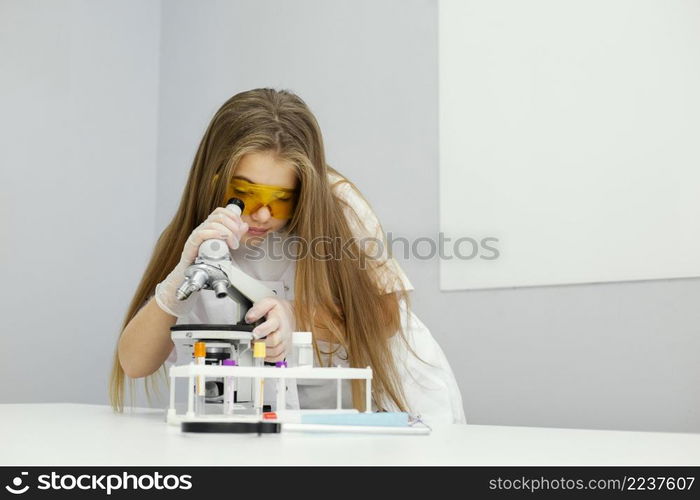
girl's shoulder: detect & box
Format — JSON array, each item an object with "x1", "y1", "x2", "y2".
[
  {"x1": 327, "y1": 171, "x2": 354, "y2": 202},
  {"x1": 325, "y1": 169, "x2": 415, "y2": 294},
  {"x1": 326, "y1": 170, "x2": 377, "y2": 230},
  {"x1": 327, "y1": 170, "x2": 344, "y2": 183},
  {"x1": 327, "y1": 169, "x2": 358, "y2": 196}
]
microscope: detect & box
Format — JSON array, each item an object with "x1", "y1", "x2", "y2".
[{"x1": 169, "y1": 198, "x2": 280, "y2": 411}]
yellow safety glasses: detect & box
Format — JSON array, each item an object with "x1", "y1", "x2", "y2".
[{"x1": 220, "y1": 177, "x2": 298, "y2": 219}]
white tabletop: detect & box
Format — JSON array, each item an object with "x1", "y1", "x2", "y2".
[{"x1": 1, "y1": 404, "x2": 698, "y2": 466}]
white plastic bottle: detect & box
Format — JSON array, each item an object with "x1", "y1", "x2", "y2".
[{"x1": 292, "y1": 331, "x2": 313, "y2": 367}]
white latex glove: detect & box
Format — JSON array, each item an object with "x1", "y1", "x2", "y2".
[
  {"x1": 155, "y1": 207, "x2": 249, "y2": 317},
  {"x1": 245, "y1": 297, "x2": 296, "y2": 363}
]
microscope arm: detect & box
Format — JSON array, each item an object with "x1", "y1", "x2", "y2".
[{"x1": 218, "y1": 260, "x2": 278, "y2": 304}]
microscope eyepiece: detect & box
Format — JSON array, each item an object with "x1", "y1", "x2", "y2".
[{"x1": 226, "y1": 198, "x2": 245, "y2": 214}]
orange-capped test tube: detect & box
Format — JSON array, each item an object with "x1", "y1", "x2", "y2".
[{"x1": 194, "y1": 341, "x2": 206, "y2": 416}]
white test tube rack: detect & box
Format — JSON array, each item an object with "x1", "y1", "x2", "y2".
[{"x1": 166, "y1": 363, "x2": 373, "y2": 425}]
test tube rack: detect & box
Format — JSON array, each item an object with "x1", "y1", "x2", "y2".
[{"x1": 166, "y1": 363, "x2": 373, "y2": 426}]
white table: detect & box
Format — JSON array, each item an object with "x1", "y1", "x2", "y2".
[{"x1": 1, "y1": 404, "x2": 699, "y2": 466}]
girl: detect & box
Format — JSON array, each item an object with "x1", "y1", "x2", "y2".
[{"x1": 111, "y1": 88, "x2": 465, "y2": 424}]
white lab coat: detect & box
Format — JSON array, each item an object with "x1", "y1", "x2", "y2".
[{"x1": 167, "y1": 172, "x2": 467, "y2": 424}]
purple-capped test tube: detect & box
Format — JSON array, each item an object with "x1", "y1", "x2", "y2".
[{"x1": 222, "y1": 359, "x2": 237, "y2": 415}]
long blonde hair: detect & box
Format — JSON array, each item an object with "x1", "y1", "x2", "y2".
[{"x1": 109, "y1": 88, "x2": 413, "y2": 412}]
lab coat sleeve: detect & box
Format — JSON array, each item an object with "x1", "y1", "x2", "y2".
[
  {"x1": 389, "y1": 301, "x2": 467, "y2": 425},
  {"x1": 330, "y1": 176, "x2": 414, "y2": 294}
]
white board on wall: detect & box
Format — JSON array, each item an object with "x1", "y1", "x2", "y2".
[{"x1": 438, "y1": 0, "x2": 700, "y2": 290}]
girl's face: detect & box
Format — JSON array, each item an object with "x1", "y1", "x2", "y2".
[{"x1": 230, "y1": 151, "x2": 298, "y2": 245}]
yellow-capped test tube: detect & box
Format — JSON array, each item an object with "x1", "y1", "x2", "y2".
[{"x1": 253, "y1": 341, "x2": 266, "y2": 415}]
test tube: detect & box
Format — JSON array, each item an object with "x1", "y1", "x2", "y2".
[
  {"x1": 275, "y1": 360, "x2": 287, "y2": 411},
  {"x1": 222, "y1": 359, "x2": 237, "y2": 415},
  {"x1": 253, "y1": 341, "x2": 266, "y2": 416},
  {"x1": 194, "y1": 341, "x2": 206, "y2": 416}
]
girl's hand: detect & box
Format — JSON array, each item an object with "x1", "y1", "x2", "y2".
[
  {"x1": 180, "y1": 207, "x2": 249, "y2": 266},
  {"x1": 154, "y1": 206, "x2": 249, "y2": 318},
  {"x1": 245, "y1": 297, "x2": 296, "y2": 363}
]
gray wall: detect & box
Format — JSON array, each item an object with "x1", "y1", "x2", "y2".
[
  {"x1": 0, "y1": 1, "x2": 161, "y2": 403},
  {"x1": 3, "y1": 0, "x2": 699, "y2": 433}
]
